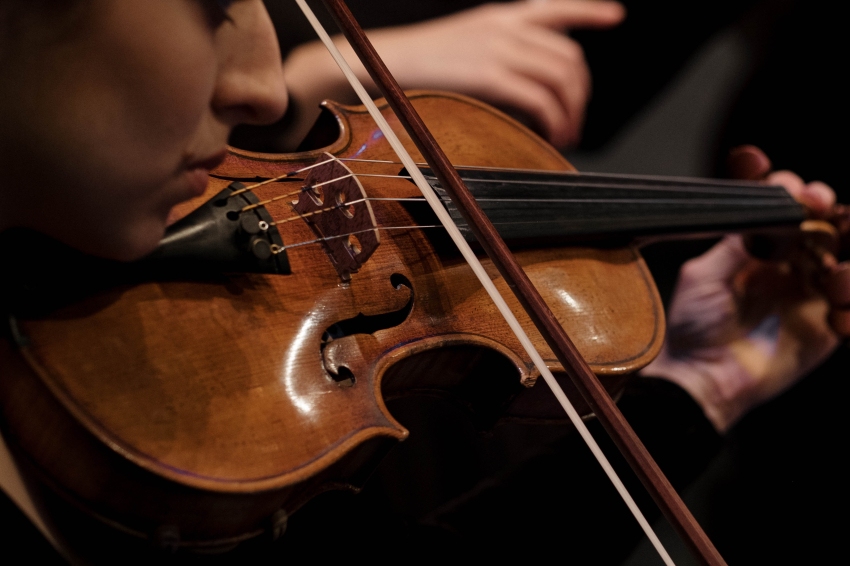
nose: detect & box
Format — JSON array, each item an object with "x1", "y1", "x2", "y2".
[{"x1": 212, "y1": 1, "x2": 289, "y2": 126}]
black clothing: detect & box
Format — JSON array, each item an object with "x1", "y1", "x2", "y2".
[
  {"x1": 0, "y1": 489, "x2": 65, "y2": 565},
  {"x1": 0, "y1": 378, "x2": 721, "y2": 565}
]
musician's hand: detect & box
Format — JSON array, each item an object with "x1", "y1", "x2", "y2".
[
  {"x1": 641, "y1": 151, "x2": 849, "y2": 432},
  {"x1": 283, "y1": 0, "x2": 625, "y2": 149}
]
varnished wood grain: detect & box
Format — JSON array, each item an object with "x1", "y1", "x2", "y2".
[{"x1": 0, "y1": 92, "x2": 665, "y2": 544}]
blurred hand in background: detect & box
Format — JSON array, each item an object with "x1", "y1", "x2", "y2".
[
  {"x1": 282, "y1": 0, "x2": 625, "y2": 149},
  {"x1": 642, "y1": 147, "x2": 849, "y2": 431}
]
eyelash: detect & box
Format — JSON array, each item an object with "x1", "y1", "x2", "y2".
[{"x1": 204, "y1": 0, "x2": 235, "y2": 25}]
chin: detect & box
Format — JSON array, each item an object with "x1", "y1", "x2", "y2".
[
  {"x1": 84, "y1": 220, "x2": 168, "y2": 263},
  {"x1": 118, "y1": 230, "x2": 168, "y2": 262}
]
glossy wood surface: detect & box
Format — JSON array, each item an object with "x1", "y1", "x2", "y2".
[
  {"x1": 324, "y1": 11, "x2": 720, "y2": 562},
  {"x1": 1, "y1": 92, "x2": 664, "y2": 542}
]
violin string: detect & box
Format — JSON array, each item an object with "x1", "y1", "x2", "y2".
[
  {"x1": 258, "y1": 191, "x2": 792, "y2": 223},
  {"x1": 339, "y1": 157, "x2": 771, "y2": 190},
  {"x1": 271, "y1": 206, "x2": 344, "y2": 226},
  {"x1": 436, "y1": 197, "x2": 791, "y2": 205},
  {"x1": 270, "y1": 197, "x2": 367, "y2": 226},
  {"x1": 418, "y1": 177, "x2": 783, "y2": 198},
  {"x1": 225, "y1": 150, "x2": 787, "y2": 216},
  {"x1": 296, "y1": 2, "x2": 676, "y2": 563},
  {"x1": 336, "y1": 157, "x2": 787, "y2": 197},
  {"x1": 310, "y1": 173, "x2": 354, "y2": 189},
  {"x1": 266, "y1": 152, "x2": 402, "y2": 253},
  {"x1": 310, "y1": 172, "x2": 413, "y2": 190},
  {"x1": 339, "y1": 157, "x2": 403, "y2": 165},
  {"x1": 240, "y1": 170, "x2": 790, "y2": 215},
  {"x1": 240, "y1": 167, "x2": 789, "y2": 202},
  {"x1": 227, "y1": 153, "x2": 783, "y2": 203},
  {"x1": 228, "y1": 155, "x2": 341, "y2": 199},
  {"x1": 247, "y1": 166, "x2": 791, "y2": 250},
  {"x1": 275, "y1": 191, "x2": 337, "y2": 253},
  {"x1": 232, "y1": 163, "x2": 414, "y2": 214},
  {"x1": 270, "y1": 225, "x2": 441, "y2": 254},
  {"x1": 264, "y1": 200, "x2": 802, "y2": 250},
  {"x1": 241, "y1": 188, "x2": 312, "y2": 213},
  {"x1": 267, "y1": 197, "x2": 427, "y2": 227}
]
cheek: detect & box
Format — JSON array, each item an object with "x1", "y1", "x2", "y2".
[
  {"x1": 3, "y1": 0, "x2": 226, "y2": 260},
  {"x1": 43, "y1": 56, "x2": 217, "y2": 256},
  {"x1": 94, "y1": 15, "x2": 218, "y2": 175},
  {"x1": 28, "y1": 6, "x2": 219, "y2": 184}
]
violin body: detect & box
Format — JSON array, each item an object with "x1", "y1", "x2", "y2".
[{"x1": 0, "y1": 92, "x2": 664, "y2": 547}]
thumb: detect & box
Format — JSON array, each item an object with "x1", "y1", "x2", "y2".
[
  {"x1": 679, "y1": 235, "x2": 752, "y2": 286},
  {"x1": 727, "y1": 145, "x2": 772, "y2": 181},
  {"x1": 520, "y1": 0, "x2": 626, "y2": 30}
]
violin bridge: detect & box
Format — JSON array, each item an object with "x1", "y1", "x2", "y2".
[{"x1": 295, "y1": 153, "x2": 380, "y2": 281}]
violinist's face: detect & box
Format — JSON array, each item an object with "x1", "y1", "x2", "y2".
[{"x1": 0, "y1": 0, "x2": 288, "y2": 260}]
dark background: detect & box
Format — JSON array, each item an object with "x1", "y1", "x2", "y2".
[
  {"x1": 254, "y1": 1, "x2": 849, "y2": 564},
  {"x1": 3, "y1": 1, "x2": 845, "y2": 563}
]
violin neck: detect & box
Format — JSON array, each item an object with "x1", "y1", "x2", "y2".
[{"x1": 422, "y1": 167, "x2": 806, "y2": 246}]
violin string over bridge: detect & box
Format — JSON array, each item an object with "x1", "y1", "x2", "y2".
[{"x1": 294, "y1": 153, "x2": 381, "y2": 281}]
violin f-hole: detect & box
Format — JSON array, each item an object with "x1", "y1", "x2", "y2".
[{"x1": 321, "y1": 273, "x2": 414, "y2": 385}]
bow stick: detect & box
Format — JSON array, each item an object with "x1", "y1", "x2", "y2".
[{"x1": 300, "y1": 1, "x2": 727, "y2": 564}]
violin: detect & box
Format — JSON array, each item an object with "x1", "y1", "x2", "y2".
[{"x1": 0, "y1": 88, "x2": 822, "y2": 555}]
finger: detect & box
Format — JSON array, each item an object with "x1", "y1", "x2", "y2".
[
  {"x1": 768, "y1": 171, "x2": 836, "y2": 217},
  {"x1": 826, "y1": 262, "x2": 850, "y2": 307},
  {"x1": 829, "y1": 308, "x2": 850, "y2": 336},
  {"x1": 801, "y1": 181, "x2": 837, "y2": 216},
  {"x1": 517, "y1": 0, "x2": 626, "y2": 29},
  {"x1": 504, "y1": 30, "x2": 590, "y2": 145},
  {"x1": 727, "y1": 145, "x2": 771, "y2": 180},
  {"x1": 473, "y1": 70, "x2": 571, "y2": 146},
  {"x1": 678, "y1": 235, "x2": 752, "y2": 286},
  {"x1": 727, "y1": 147, "x2": 837, "y2": 216},
  {"x1": 767, "y1": 170, "x2": 806, "y2": 199},
  {"x1": 518, "y1": 27, "x2": 591, "y2": 94}
]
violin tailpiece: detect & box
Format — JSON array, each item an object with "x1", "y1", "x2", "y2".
[{"x1": 143, "y1": 182, "x2": 291, "y2": 275}]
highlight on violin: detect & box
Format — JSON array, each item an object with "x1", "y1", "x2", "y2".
[{"x1": 1, "y1": 1, "x2": 847, "y2": 564}]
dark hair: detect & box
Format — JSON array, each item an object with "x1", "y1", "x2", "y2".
[{"x1": 1, "y1": 0, "x2": 85, "y2": 47}]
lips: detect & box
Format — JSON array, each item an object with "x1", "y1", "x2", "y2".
[
  {"x1": 187, "y1": 148, "x2": 228, "y2": 172},
  {"x1": 183, "y1": 149, "x2": 228, "y2": 197}
]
